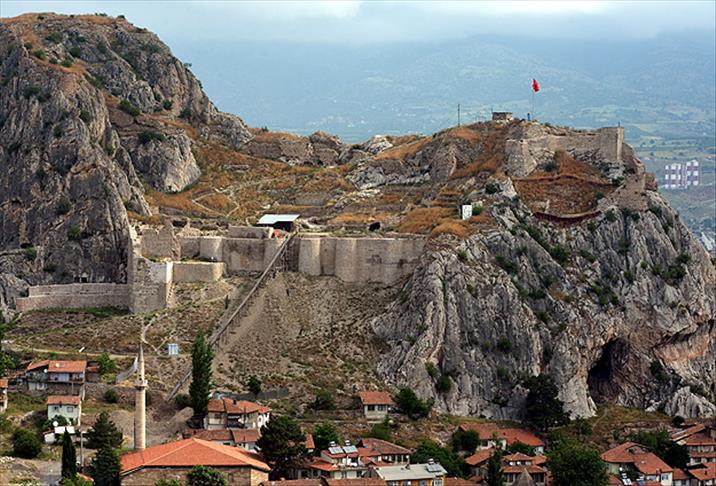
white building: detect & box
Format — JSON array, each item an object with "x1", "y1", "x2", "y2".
[{"x1": 663, "y1": 160, "x2": 700, "y2": 189}]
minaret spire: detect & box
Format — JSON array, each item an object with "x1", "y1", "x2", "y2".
[{"x1": 133, "y1": 341, "x2": 147, "y2": 450}]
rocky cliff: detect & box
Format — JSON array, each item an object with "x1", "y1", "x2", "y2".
[
  {"x1": 372, "y1": 124, "x2": 716, "y2": 419},
  {"x1": 0, "y1": 13, "x2": 251, "y2": 312}
]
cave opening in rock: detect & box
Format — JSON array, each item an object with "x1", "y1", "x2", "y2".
[
  {"x1": 368, "y1": 221, "x2": 381, "y2": 232},
  {"x1": 587, "y1": 338, "x2": 629, "y2": 404}
]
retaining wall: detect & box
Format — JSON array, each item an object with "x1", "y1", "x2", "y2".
[
  {"x1": 15, "y1": 283, "x2": 130, "y2": 311},
  {"x1": 173, "y1": 262, "x2": 224, "y2": 283}
]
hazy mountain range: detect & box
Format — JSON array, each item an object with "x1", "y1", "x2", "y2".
[{"x1": 172, "y1": 31, "x2": 716, "y2": 143}]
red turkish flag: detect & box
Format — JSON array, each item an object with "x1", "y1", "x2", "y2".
[{"x1": 532, "y1": 79, "x2": 540, "y2": 92}]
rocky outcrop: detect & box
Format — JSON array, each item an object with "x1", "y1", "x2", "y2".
[
  {"x1": 0, "y1": 13, "x2": 251, "y2": 304},
  {"x1": 373, "y1": 152, "x2": 716, "y2": 418},
  {"x1": 241, "y1": 130, "x2": 344, "y2": 166}
]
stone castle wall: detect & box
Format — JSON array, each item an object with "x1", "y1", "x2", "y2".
[{"x1": 15, "y1": 283, "x2": 130, "y2": 312}]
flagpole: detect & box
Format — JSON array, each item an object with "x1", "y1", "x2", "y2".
[{"x1": 532, "y1": 88, "x2": 535, "y2": 121}]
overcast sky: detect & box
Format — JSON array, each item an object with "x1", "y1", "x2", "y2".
[{"x1": 2, "y1": 1, "x2": 715, "y2": 44}]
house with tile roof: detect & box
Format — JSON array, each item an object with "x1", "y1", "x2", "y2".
[
  {"x1": 601, "y1": 442, "x2": 673, "y2": 486},
  {"x1": 120, "y1": 437, "x2": 270, "y2": 486},
  {"x1": 205, "y1": 398, "x2": 271, "y2": 430},
  {"x1": 689, "y1": 462, "x2": 716, "y2": 485},
  {"x1": 359, "y1": 391, "x2": 395, "y2": 422},
  {"x1": 369, "y1": 459, "x2": 447, "y2": 486},
  {"x1": 465, "y1": 447, "x2": 494, "y2": 479},
  {"x1": 458, "y1": 423, "x2": 545, "y2": 454},
  {"x1": 502, "y1": 452, "x2": 547, "y2": 486},
  {"x1": 190, "y1": 428, "x2": 262, "y2": 452},
  {"x1": 357, "y1": 438, "x2": 412, "y2": 465},
  {"x1": 672, "y1": 468, "x2": 692, "y2": 486},
  {"x1": 25, "y1": 360, "x2": 87, "y2": 398},
  {"x1": 671, "y1": 424, "x2": 716, "y2": 466},
  {"x1": 47, "y1": 395, "x2": 82, "y2": 426},
  {"x1": 0, "y1": 378, "x2": 8, "y2": 413}
]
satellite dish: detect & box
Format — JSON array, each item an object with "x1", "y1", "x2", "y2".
[{"x1": 53, "y1": 421, "x2": 58, "y2": 427}]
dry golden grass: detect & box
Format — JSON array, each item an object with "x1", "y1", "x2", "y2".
[
  {"x1": 199, "y1": 193, "x2": 234, "y2": 212},
  {"x1": 450, "y1": 125, "x2": 508, "y2": 179},
  {"x1": 249, "y1": 130, "x2": 304, "y2": 142},
  {"x1": 443, "y1": 126, "x2": 481, "y2": 142},
  {"x1": 375, "y1": 137, "x2": 431, "y2": 161},
  {"x1": 126, "y1": 211, "x2": 160, "y2": 225},
  {"x1": 329, "y1": 212, "x2": 388, "y2": 226},
  {"x1": 303, "y1": 172, "x2": 353, "y2": 193},
  {"x1": 429, "y1": 219, "x2": 472, "y2": 238},
  {"x1": 397, "y1": 207, "x2": 454, "y2": 234}
]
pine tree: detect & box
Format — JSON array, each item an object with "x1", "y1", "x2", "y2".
[
  {"x1": 257, "y1": 416, "x2": 309, "y2": 479},
  {"x1": 89, "y1": 444, "x2": 121, "y2": 486},
  {"x1": 485, "y1": 447, "x2": 504, "y2": 486},
  {"x1": 189, "y1": 329, "x2": 214, "y2": 419},
  {"x1": 86, "y1": 411, "x2": 123, "y2": 449},
  {"x1": 61, "y1": 430, "x2": 77, "y2": 480}
]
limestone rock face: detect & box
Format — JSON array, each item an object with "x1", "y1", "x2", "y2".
[
  {"x1": 373, "y1": 179, "x2": 716, "y2": 419},
  {"x1": 0, "y1": 14, "x2": 251, "y2": 300},
  {"x1": 242, "y1": 131, "x2": 345, "y2": 166}
]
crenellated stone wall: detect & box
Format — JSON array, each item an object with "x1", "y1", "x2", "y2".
[{"x1": 15, "y1": 283, "x2": 130, "y2": 312}]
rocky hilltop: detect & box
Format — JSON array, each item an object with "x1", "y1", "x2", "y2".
[
  {"x1": 1, "y1": 14, "x2": 714, "y2": 419},
  {"x1": 0, "y1": 13, "x2": 250, "y2": 307}
]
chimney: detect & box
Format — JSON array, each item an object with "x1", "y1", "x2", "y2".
[{"x1": 133, "y1": 342, "x2": 147, "y2": 451}]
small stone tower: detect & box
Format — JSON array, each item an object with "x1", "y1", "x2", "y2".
[{"x1": 133, "y1": 342, "x2": 147, "y2": 451}]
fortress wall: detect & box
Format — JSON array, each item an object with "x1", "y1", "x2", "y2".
[
  {"x1": 334, "y1": 238, "x2": 359, "y2": 282},
  {"x1": 298, "y1": 237, "x2": 322, "y2": 276},
  {"x1": 223, "y1": 238, "x2": 268, "y2": 273},
  {"x1": 16, "y1": 283, "x2": 130, "y2": 311},
  {"x1": 173, "y1": 262, "x2": 224, "y2": 283},
  {"x1": 179, "y1": 236, "x2": 200, "y2": 259},
  {"x1": 129, "y1": 257, "x2": 173, "y2": 314},
  {"x1": 228, "y1": 225, "x2": 270, "y2": 239},
  {"x1": 199, "y1": 236, "x2": 223, "y2": 262},
  {"x1": 139, "y1": 225, "x2": 178, "y2": 259},
  {"x1": 319, "y1": 237, "x2": 337, "y2": 276},
  {"x1": 262, "y1": 238, "x2": 283, "y2": 269}
]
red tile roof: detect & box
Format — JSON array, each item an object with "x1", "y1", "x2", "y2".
[
  {"x1": 27, "y1": 360, "x2": 87, "y2": 374},
  {"x1": 261, "y1": 481, "x2": 323, "y2": 486},
  {"x1": 305, "y1": 433, "x2": 315, "y2": 450},
  {"x1": 690, "y1": 463, "x2": 716, "y2": 481},
  {"x1": 684, "y1": 432, "x2": 716, "y2": 446},
  {"x1": 309, "y1": 458, "x2": 340, "y2": 472},
  {"x1": 359, "y1": 438, "x2": 412, "y2": 456},
  {"x1": 120, "y1": 438, "x2": 270, "y2": 474},
  {"x1": 359, "y1": 391, "x2": 395, "y2": 406},
  {"x1": 600, "y1": 442, "x2": 673, "y2": 475},
  {"x1": 672, "y1": 468, "x2": 691, "y2": 480},
  {"x1": 325, "y1": 480, "x2": 388, "y2": 486},
  {"x1": 190, "y1": 428, "x2": 261, "y2": 444},
  {"x1": 0, "y1": 378, "x2": 8, "y2": 388},
  {"x1": 671, "y1": 424, "x2": 706, "y2": 442},
  {"x1": 47, "y1": 395, "x2": 81, "y2": 406},
  {"x1": 504, "y1": 452, "x2": 535, "y2": 462},
  {"x1": 445, "y1": 478, "x2": 479, "y2": 486},
  {"x1": 502, "y1": 464, "x2": 547, "y2": 474},
  {"x1": 459, "y1": 423, "x2": 544, "y2": 447},
  {"x1": 207, "y1": 398, "x2": 271, "y2": 414},
  {"x1": 465, "y1": 448, "x2": 494, "y2": 466}
]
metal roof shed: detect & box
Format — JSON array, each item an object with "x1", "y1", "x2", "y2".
[{"x1": 256, "y1": 214, "x2": 300, "y2": 232}]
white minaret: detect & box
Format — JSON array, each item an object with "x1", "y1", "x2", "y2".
[{"x1": 133, "y1": 342, "x2": 147, "y2": 451}]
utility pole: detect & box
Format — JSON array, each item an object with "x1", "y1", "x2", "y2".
[{"x1": 457, "y1": 104, "x2": 461, "y2": 127}]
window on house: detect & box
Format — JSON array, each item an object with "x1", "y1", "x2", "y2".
[
  {"x1": 66, "y1": 406, "x2": 74, "y2": 412},
  {"x1": 433, "y1": 480, "x2": 443, "y2": 486},
  {"x1": 419, "y1": 481, "x2": 428, "y2": 486},
  {"x1": 367, "y1": 405, "x2": 375, "y2": 411},
  {"x1": 341, "y1": 471, "x2": 348, "y2": 479}
]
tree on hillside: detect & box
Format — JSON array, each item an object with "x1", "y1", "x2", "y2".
[
  {"x1": 547, "y1": 440, "x2": 608, "y2": 486},
  {"x1": 452, "y1": 428, "x2": 480, "y2": 454},
  {"x1": 257, "y1": 415, "x2": 310, "y2": 479},
  {"x1": 524, "y1": 374, "x2": 569, "y2": 430},
  {"x1": 394, "y1": 388, "x2": 432, "y2": 419},
  {"x1": 12, "y1": 429, "x2": 42, "y2": 459},
  {"x1": 311, "y1": 388, "x2": 336, "y2": 410},
  {"x1": 367, "y1": 417, "x2": 393, "y2": 442},
  {"x1": 189, "y1": 329, "x2": 214, "y2": 419},
  {"x1": 86, "y1": 411, "x2": 123, "y2": 449},
  {"x1": 89, "y1": 444, "x2": 121, "y2": 486},
  {"x1": 97, "y1": 352, "x2": 116, "y2": 376},
  {"x1": 187, "y1": 465, "x2": 227, "y2": 486},
  {"x1": 246, "y1": 375, "x2": 262, "y2": 396},
  {"x1": 61, "y1": 430, "x2": 77, "y2": 480},
  {"x1": 629, "y1": 428, "x2": 689, "y2": 470},
  {"x1": 412, "y1": 440, "x2": 465, "y2": 477},
  {"x1": 485, "y1": 447, "x2": 504, "y2": 486},
  {"x1": 313, "y1": 422, "x2": 339, "y2": 453}
]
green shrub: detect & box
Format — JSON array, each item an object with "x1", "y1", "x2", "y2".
[
  {"x1": 103, "y1": 388, "x2": 119, "y2": 404},
  {"x1": 367, "y1": 417, "x2": 393, "y2": 442},
  {"x1": 549, "y1": 244, "x2": 570, "y2": 265},
  {"x1": 31, "y1": 49, "x2": 46, "y2": 60},
  {"x1": 53, "y1": 125, "x2": 63, "y2": 137},
  {"x1": 436, "y1": 374, "x2": 452, "y2": 393},
  {"x1": 79, "y1": 110, "x2": 92, "y2": 123},
  {"x1": 579, "y1": 249, "x2": 596, "y2": 263},
  {"x1": 623, "y1": 271, "x2": 635, "y2": 284},
  {"x1": 175, "y1": 393, "x2": 192, "y2": 410},
  {"x1": 12, "y1": 429, "x2": 42, "y2": 458},
  {"x1": 312, "y1": 389, "x2": 335, "y2": 410},
  {"x1": 394, "y1": 388, "x2": 431, "y2": 419},
  {"x1": 23, "y1": 85, "x2": 41, "y2": 98},
  {"x1": 605, "y1": 210, "x2": 617, "y2": 222},
  {"x1": 495, "y1": 255, "x2": 517, "y2": 274},
  {"x1": 162, "y1": 99, "x2": 173, "y2": 110},
  {"x1": 529, "y1": 288, "x2": 547, "y2": 299},
  {"x1": 84, "y1": 74, "x2": 104, "y2": 89},
  {"x1": 496, "y1": 337, "x2": 512, "y2": 353},
  {"x1": 24, "y1": 246, "x2": 37, "y2": 261},
  {"x1": 61, "y1": 57, "x2": 74, "y2": 68},
  {"x1": 98, "y1": 352, "x2": 116, "y2": 375},
  {"x1": 544, "y1": 160, "x2": 558, "y2": 172},
  {"x1": 457, "y1": 249, "x2": 468, "y2": 262},
  {"x1": 485, "y1": 182, "x2": 501, "y2": 194},
  {"x1": 138, "y1": 130, "x2": 165, "y2": 144},
  {"x1": 675, "y1": 253, "x2": 691, "y2": 265},
  {"x1": 496, "y1": 366, "x2": 510, "y2": 382},
  {"x1": 97, "y1": 41, "x2": 108, "y2": 54},
  {"x1": 650, "y1": 360, "x2": 669, "y2": 384},
  {"x1": 664, "y1": 265, "x2": 686, "y2": 281},
  {"x1": 50, "y1": 57, "x2": 58, "y2": 64},
  {"x1": 119, "y1": 99, "x2": 140, "y2": 116},
  {"x1": 68, "y1": 46, "x2": 82, "y2": 58},
  {"x1": 67, "y1": 227, "x2": 81, "y2": 240},
  {"x1": 425, "y1": 362, "x2": 439, "y2": 379},
  {"x1": 45, "y1": 32, "x2": 63, "y2": 43}
]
